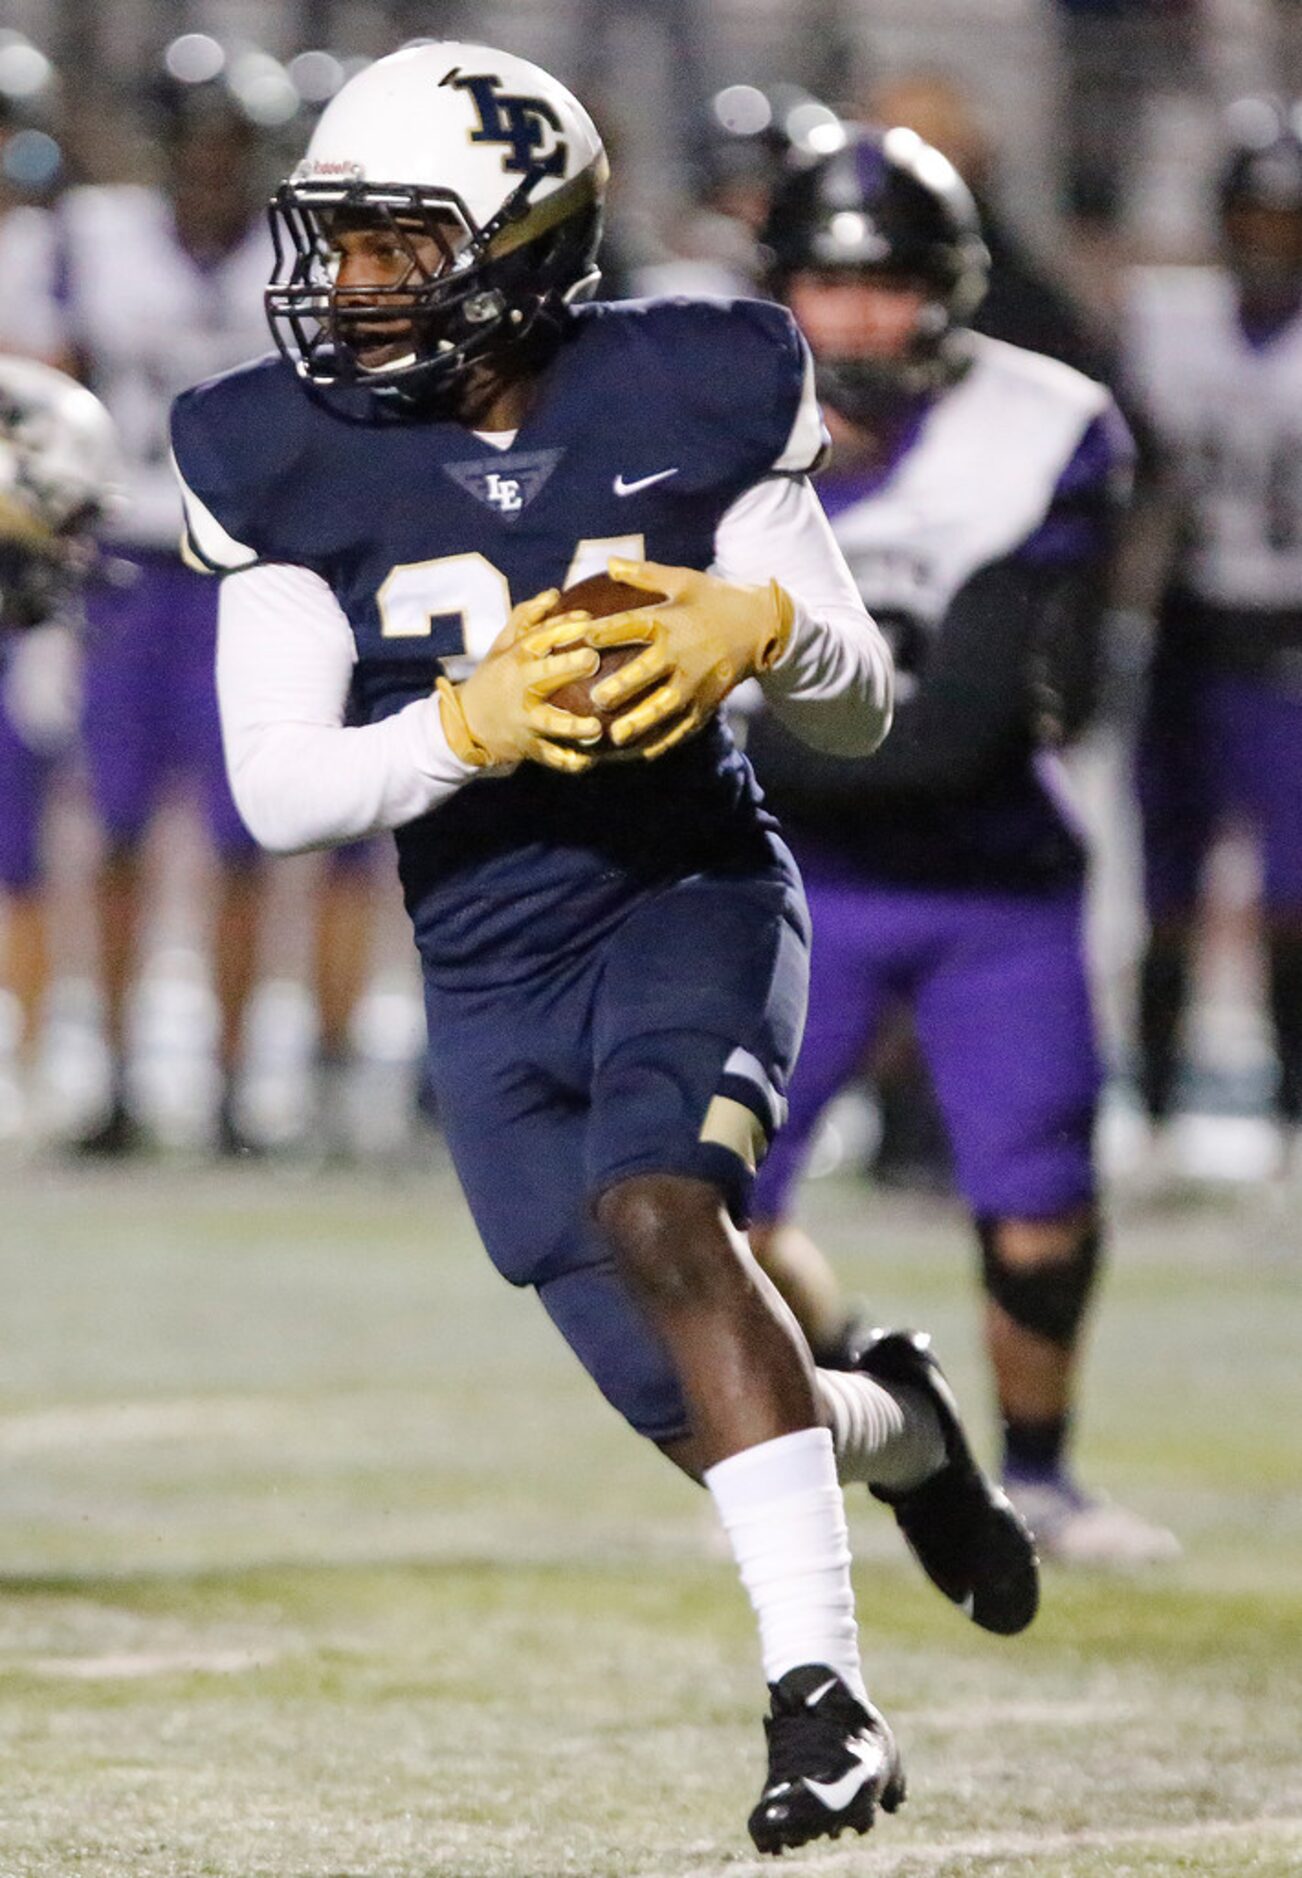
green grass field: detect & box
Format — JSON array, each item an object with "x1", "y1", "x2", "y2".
[{"x1": 0, "y1": 1154, "x2": 1298, "y2": 1877}]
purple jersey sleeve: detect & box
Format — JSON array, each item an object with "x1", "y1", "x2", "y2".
[{"x1": 1017, "y1": 400, "x2": 1135, "y2": 567}]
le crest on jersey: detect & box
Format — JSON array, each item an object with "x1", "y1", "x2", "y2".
[{"x1": 444, "y1": 449, "x2": 563, "y2": 518}]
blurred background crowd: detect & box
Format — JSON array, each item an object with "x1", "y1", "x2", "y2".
[{"x1": 0, "y1": 0, "x2": 1298, "y2": 1190}]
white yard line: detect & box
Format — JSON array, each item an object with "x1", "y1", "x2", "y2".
[
  {"x1": 0, "y1": 1397, "x2": 310, "y2": 1453},
  {"x1": 21, "y1": 1646, "x2": 283, "y2": 1680},
  {"x1": 663, "y1": 1813, "x2": 1302, "y2": 1877}
]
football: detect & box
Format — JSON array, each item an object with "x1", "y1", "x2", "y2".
[{"x1": 544, "y1": 571, "x2": 667, "y2": 736}]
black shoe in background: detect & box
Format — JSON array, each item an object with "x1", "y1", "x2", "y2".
[
  {"x1": 859, "y1": 1328, "x2": 1039, "y2": 1635},
  {"x1": 68, "y1": 1099, "x2": 147, "y2": 1158}
]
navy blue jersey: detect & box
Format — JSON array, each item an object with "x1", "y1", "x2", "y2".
[{"x1": 171, "y1": 297, "x2": 817, "y2": 980}]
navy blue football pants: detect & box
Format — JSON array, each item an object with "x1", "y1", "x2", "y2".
[{"x1": 421, "y1": 863, "x2": 809, "y2": 1443}]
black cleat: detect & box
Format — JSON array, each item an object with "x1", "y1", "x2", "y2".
[
  {"x1": 68, "y1": 1100, "x2": 147, "y2": 1159},
  {"x1": 215, "y1": 1092, "x2": 266, "y2": 1160},
  {"x1": 858, "y1": 1328, "x2": 1040, "y2": 1635},
  {"x1": 748, "y1": 1665, "x2": 906, "y2": 1856}
]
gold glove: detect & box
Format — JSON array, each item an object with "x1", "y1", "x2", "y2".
[
  {"x1": 584, "y1": 557, "x2": 795, "y2": 760},
  {"x1": 436, "y1": 589, "x2": 603, "y2": 774}
]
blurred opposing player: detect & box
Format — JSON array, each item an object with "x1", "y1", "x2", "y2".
[
  {"x1": 170, "y1": 45, "x2": 1037, "y2": 1853},
  {"x1": 866, "y1": 72, "x2": 1117, "y2": 386},
  {"x1": 0, "y1": 84, "x2": 275, "y2": 1152},
  {"x1": 2, "y1": 80, "x2": 379, "y2": 1155},
  {"x1": 745, "y1": 126, "x2": 1178, "y2": 1566},
  {"x1": 1125, "y1": 106, "x2": 1302, "y2": 1170},
  {"x1": 0, "y1": 357, "x2": 120, "y2": 1133}
]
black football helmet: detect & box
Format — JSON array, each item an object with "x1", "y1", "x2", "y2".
[{"x1": 762, "y1": 124, "x2": 989, "y2": 425}]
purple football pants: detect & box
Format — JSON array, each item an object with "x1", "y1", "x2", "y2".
[
  {"x1": 1138, "y1": 665, "x2": 1302, "y2": 918},
  {"x1": 82, "y1": 550, "x2": 259, "y2": 863},
  {"x1": 82, "y1": 551, "x2": 380, "y2": 876},
  {"x1": 0, "y1": 685, "x2": 52, "y2": 893},
  {"x1": 753, "y1": 857, "x2": 1102, "y2": 1223}
]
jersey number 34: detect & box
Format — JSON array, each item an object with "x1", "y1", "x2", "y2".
[{"x1": 375, "y1": 536, "x2": 645, "y2": 679}]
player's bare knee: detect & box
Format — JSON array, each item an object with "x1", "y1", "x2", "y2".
[
  {"x1": 991, "y1": 1207, "x2": 1093, "y2": 1269},
  {"x1": 598, "y1": 1173, "x2": 739, "y2": 1312},
  {"x1": 978, "y1": 1210, "x2": 1101, "y2": 1346}
]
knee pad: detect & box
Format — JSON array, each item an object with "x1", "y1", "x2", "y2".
[{"x1": 978, "y1": 1218, "x2": 1102, "y2": 1345}]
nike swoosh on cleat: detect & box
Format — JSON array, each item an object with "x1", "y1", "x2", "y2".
[
  {"x1": 613, "y1": 468, "x2": 679, "y2": 496},
  {"x1": 800, "y1": 1738, "x2": 885, "y2": 1811},
  {"x1": 805, "y1": 1677, "x2": 841, "y2": 1707}
]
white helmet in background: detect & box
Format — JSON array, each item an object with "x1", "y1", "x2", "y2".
[
  {"x1": 0, "y1": 355, "x2": 122, "y2": 631},
  {"x1": 266, "y1": 41, "x2": 608, "y2": 403}
]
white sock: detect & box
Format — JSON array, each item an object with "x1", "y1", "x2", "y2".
[
  {"x1": 818, "y1": 1370, "x2": 946, "y2": 1492},
  {"x1": 705, "y1": 1426, "x2": 866, "y2": 1703}
]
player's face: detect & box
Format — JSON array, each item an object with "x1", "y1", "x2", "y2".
[
  {"x1": 1224, "y1": 203, "x2": 1302, "y2": 302},
  {"x1": 787, "y1": 271, "x2": 930, "y2": 363},
  {"x1": 327, "y1": 213, "x2": 468, "y2": 371},
  {"x1": 169, "y1": 121, "x2": 260, "y2": 260}
]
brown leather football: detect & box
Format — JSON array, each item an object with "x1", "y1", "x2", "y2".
[{"x1": 544, "y1": 571, "x2": 667, "y2": 735}]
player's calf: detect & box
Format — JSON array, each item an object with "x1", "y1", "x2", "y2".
[{"x1": 596, "y1": 1171, "x2": 821, "y2": 1459}]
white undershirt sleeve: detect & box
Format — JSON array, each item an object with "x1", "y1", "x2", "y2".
[
  {"x1": 712, "y1": 474, "x2": 893, "y2": 756},
  {"x1": 216, "y1": 561, "x2": 477, "y2": 854}
]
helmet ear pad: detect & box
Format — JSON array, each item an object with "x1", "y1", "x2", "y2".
[{"x1": 402, "y1": 189, "x2": 606, "y2": 389}]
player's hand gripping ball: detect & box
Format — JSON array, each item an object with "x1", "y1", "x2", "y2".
[
  {"x1": 436, "y1": 560, "x2": 795, "y2": 771},
  {"x1": 541, "y1": 571, "x2": 668, "y2": 739},
  {"x1": 576, "y1": 557, "x2": 797, "y2": 760},
  {"x1": 435, "y1": 588, "x2": 610, "y2": 774}
]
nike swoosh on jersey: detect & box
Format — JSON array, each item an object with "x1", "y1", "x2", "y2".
[
  {"x1": 613, "y1": 467, "x2": 680, "y2": 496},
  {"x1": 800, "y1": 1739, "x2": 885, "y2": 1812}
]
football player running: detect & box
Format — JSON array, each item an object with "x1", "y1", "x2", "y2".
[
  {"x1": 1126, "y1": 106, "x2": 1302, "y2": 1176},
  {"x1": 743, "y1": 126, "x2": 1180, "y2": 1567},
  {"x1": 0, "y1": 357, "x2": 121, "y2": 1140},
  {"x1": 170, "y1": 44, "x2": 1037, "y2": 1856}
]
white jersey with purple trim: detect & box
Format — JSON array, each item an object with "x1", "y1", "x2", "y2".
[
  {"x1": 1125, "y1": 265, "x2": 1302, "y2": 609},
  {"x1": 825, "y1": 334, "x2": 1111, "y2": 636},
  {"x1": 11, "y1": 186, "x2": 271, "y2": 550}
]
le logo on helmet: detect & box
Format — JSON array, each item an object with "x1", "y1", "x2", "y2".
[{"x1": 445, "y1": 70, "x2": 568, "y2": 180}]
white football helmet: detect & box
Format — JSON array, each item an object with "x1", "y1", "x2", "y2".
[
  {"x1": 0, "y1": 355, "x2": 122, "y2": 631},
  {"x1": 266, "y1": 41, "x2": 608, "y2": 402}
]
